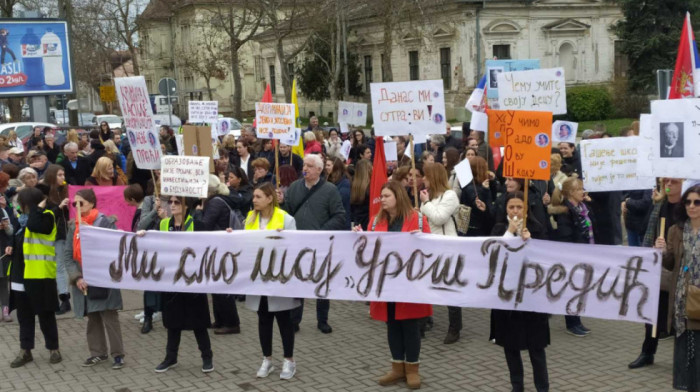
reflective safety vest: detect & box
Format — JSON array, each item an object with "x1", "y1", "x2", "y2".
[
  {"x1": 159, "y1": 215, "x2": 194, "y2": 232},
  {"x1": 23, "y1": 209, "x2": 57, "y2": 280},
  {"x1": 244, "y1": 208, "x2": 286, "y2": 231}
]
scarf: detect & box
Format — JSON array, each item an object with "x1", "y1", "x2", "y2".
[
  {"x1": 675, "y1": 222, "x2": 700, "y2": 336},
  {"x1": 73, "y1": 208, "x2": 99, "y2": 266},
  {"x1": 572, "y1": 202, "x2": 594, "y2": 244}
]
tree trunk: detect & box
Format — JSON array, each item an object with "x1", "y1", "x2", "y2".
[
  {"x1": 277, "y1": 39, "x2": 292, "y2": 103},
  {"x1": 381, "y1": 15, "x2": 394, "y2": 82},
  {"x1": 129, "y1": 45, "x2": 140, "y2": 76},
  {"x1": 231, "y1": 45, "x2": 243, "y2": 119},
  {"x1": 205, "y1": 78, "x2": 213, "y2": 101},
  {"x1": 8, "y1": 99, "x2": 20, "y2": 122}
]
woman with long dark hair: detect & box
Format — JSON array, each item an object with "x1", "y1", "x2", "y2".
[
  {"x1": 43, "y1": 164, "x2": 71, "y2": 315},
  {"x1": 326, "y1": 157, "x2": 351, "y2": 229},
  {"x1": 350, "y1": 159, "x2": 372, "y2": 230}
]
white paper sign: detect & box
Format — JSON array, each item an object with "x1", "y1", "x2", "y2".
[
  {"x1": 114, "y1": 77, "x2": 161, "y2": 170},
  {"x1": 370, "y1": 80, "x2": 446, "y2": 137},
  {"x1": 338, "y1": 101, "x2": 368, "y2": 126},
  {"x1": 255, "y1": 102, "x2": 296, "y2": 140},
  {"x1": 496, "y1": 68, "x2": 567, "y2": 115},
  {"x1": 339, "y1": 122, "x2": 350, "y2": 134},
  {"x1": 580, "y1": 137, "x2": 655, "y2": 192},
  {"x1": 647, "y1": 99, "x2": 700, "y2": 179},
  {"x1": 188, "y1": 101, "x2": 219, "y2": 123},
  {"x1": 340, "y1": 140, "x2": 352, "y2": 160},
  {"x1": 454, "y1": 158, "x2": 474, "y2": 187},
  {"x1": 470, "y1": 111, "x2": 488, "y2": 132},
  {"x1": 552, "y1": 120, "x2": 578, "y2": 144},
  {"x1": 384, "y1": 141, "x2": 398, "y2": 162},
  {"x1": 636, "y1": 114, "x2": 654, "y2": 176},
  {"x1": 216, "y1": 119, "x2": 233, "y2": 136},
  {"x1": 175, "y1": 134, "x2": 184, "y2": 156},
  {"x1": 160, "y1": 155, "x2": 210, "y2": 198},
  {"x1": 81, "y1": 226, "x2": 661, "y2": 324},
  {"x1": 280, "y1": 128, "x2": 301, "y2": 146}
]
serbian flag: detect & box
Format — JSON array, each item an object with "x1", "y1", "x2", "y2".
[
  {"x1": 669, "y1": 12, "x2": 700, "y2": 99},
  {"x1": 290, "y1": 79, "x2": 305, "y2": 158},
  {"x1": 253, "y1": 84, "x2": 273, "y2": 128},
  {"x1": 465, "y1": 74, "x2": 487, "y2": 112},
  {"x1": 368, "y1": 136, "x2": 388, "y2": 222}
]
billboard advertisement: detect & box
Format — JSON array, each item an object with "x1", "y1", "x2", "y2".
[{"x1": 0, "y1": 19, "x2": 73, "y2": 97}]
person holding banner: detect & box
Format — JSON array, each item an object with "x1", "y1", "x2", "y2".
[
  {"x1": 353, "y1": 181, "x2": 431, "y2": 389},
  {"x1": 491, "y1": 191, "x2": 550, "y2": 392},
  {"x1": 43, "y1": 164, "x2": 72, "y2": 316},
  {"x1": 64, "y1": 188, "x2": 125, "y2": 369},
  {"x1": 137, "y1": 195, "x2": 214, "y2": 373},
  {"x1": 242, "y1": 182, "x2": 300, "y2": 380}
]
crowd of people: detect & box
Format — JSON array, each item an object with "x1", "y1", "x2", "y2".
[{"x1": 0, "y1": 116, "x2": 698, "y2": 392}]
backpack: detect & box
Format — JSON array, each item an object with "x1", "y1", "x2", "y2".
[{"x1": 214, "y1": 197, "x2": 244, "y2": 230}]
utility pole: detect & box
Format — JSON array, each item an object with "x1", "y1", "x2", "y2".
[
  {"x1": 342, "y1": 12, "x2": 349, "y2": 97},
  {"x1": 58, "y1": 0, "x2": 79, "y2": 126}
]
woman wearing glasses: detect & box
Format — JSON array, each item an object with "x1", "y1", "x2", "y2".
[{"x1": 137, "y1": 195, "x2": 213, "y2": 373}]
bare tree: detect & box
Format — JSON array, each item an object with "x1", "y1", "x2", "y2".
[{"x1": 176, "y1": 23, "x2": 230, "y2": 101}]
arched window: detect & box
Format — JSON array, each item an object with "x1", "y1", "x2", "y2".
[{"x1": 559, "y1": 42, "x2": 576, "y2": 81}]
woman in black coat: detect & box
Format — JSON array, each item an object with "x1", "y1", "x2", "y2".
[
  {"x1": 460, "y1": 157, "x2": 494, "y2": 236},
  {"x1": 490, "y1": 191, "x2": 550, "y2": 392}
]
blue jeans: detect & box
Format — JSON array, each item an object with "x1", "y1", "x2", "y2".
[
  {"x1": 627, "y1": 230, "x2": 643, "y2": 247},
  {"x1": 54, "y1": 239, "x2": 69, "y2": 295}
]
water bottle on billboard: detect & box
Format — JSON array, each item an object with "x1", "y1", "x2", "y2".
[
  {"x1": 41, "y1": 28, "x2": 64, "y2": 86},
  {"x1": 21, "y1": 28, "x2": 44, "y2": 87}
]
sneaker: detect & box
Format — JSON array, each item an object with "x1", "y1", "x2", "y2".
[
  {"x1": 152, "y1": 312, "x2": 162, "y2": 322},
  {"x1": 82, "y1": 355, "x2": 109, "y2": 367},
  {"x1": 280, "y1": 359, "x2": 296, "y2": 380},
  {"x1": 134, "y1": 311, "x2": 144, "y2": 320},
  {"x1": 2, "y1": 306, "x2": 11, "y2": 322},
  {"x1": 256, "y1": 358, "x2": 275, "y2": 378},
  {"x1": 579, "y1": 324, "x2": 591, "y2": 334},
  {"x1": 155, "y1": 357, "x2": 178, "y2": 373},
  {"x1": 10, "y1": 350, "x2": 33, "y2": 368},
  {"x1": 49, "y1": 350, "x2": 62, "y2": 364},
  {"x1": 202, "y1": 358, "x2": 214, "y2": 373},
  {"x1": 566, "y1": 326, "x2": 587, "y2": 337},
  {"x1": 112, "y1": 356, "x2": 125, "y2": 370}
]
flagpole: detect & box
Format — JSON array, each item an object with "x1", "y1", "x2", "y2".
[
  {"x1": 410, "y1": 133, "x2": 418, "y2": 209},
  {"x1": 275, "y1": 142, "x2": 280, "y2": 188}
]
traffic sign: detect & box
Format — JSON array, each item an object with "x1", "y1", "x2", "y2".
[
  {"x1": 100, "y1": 85, "x2": 116, "y2": 102},
  {"x1": 158, "y1": 78, "x2": 177, "y2": 96}
]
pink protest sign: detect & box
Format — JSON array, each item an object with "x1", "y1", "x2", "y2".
[{"x1": 68, "y1": 185, "x2": 136, "y2": 232}]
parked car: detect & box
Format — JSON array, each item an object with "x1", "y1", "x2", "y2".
[
  {"x1": 92, "y1": 114, "x2": 123, "y2": 129},
  {"x1": 0, "y1": 122, "x2": 62, "y2": 147},
  {"x1": 153, "y1": 114, "x2": 182, "y2": 128}
]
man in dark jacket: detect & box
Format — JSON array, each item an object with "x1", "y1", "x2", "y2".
[
  {"x1": 61, "y1": 142, "x2": 92, "y2": 185},
  {"x1": 622, "y1": 189, "x2": 652, "y2": 247},
  {"x1": 277, "y1": 154, "x2": 346, "y2": 334},
  {"x1": 272, "y1": 144, "x2": 303, "y2": 178}
]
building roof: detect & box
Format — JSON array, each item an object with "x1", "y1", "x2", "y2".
[{"x1": 139, "y1": 0, "x2": 177, "y2": 22}]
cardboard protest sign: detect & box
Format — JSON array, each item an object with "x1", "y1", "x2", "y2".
[
  {"x1": 182, "y1": 125, "x2": 215, "y2": 173},
  {"x1": 647, "y1": 99, "x2": 700, "y2": 179},
  {"x1": 255, "y1": 102, "x2": 296, "y2": 140},
  {"x1": 370, "y1": 80, "x2": 446, "y2": 137},
  {"x1": 188, "y1": 101, "x2": 218, "y2": 123},
  {"x1": 161, "y1": 156, "x2": 210, "y2": 198},
  {"x1": 338, "y1": 101, "x2": 368, "y2": 126},
  {"x1": 497, "y1": 68, "x2": 567, "y2": 115},
  {"x1": 486, "y1": 59, "x2": 540, "y2": 99},
  {"x1": 581, "y1": 137, "x2": 655, "y2": 192},
  {"x1": 454, "y1": 158, "x2": 474, "y2": 187},
  {"x1": 384, "y1": 140, "x2": 398, "y2": 162},
  {"x1": 470, "y1": 111, "x2": 488, "y2": 132},
  {"x1": 115, "y1": 77, "x2": 161, "y2": 170},
  {"x1": 552, "y1": 120, "x2": 577, "y2": 144},
  {"x1": 502, "y1": 111, "x2": 553, "y2": 181},
  {"x1": 487, "y1": 110, "x2": 514, "y2": 147},
  {"x1": 68, "y1": 185, "x2": 136, "y2": 232}
]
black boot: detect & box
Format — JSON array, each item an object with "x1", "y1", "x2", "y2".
[
  {"x1": 141, "y1": 315, "x2": 153, "y2": 334},
  {"x1": 628, "y1": 353, "x2": 654, "y2": 369},
  {"x1": 56, "y1": 293, "x2": 71, "y2": 315}
]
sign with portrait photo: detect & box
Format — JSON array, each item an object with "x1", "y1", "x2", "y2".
[
  {"x1": 552, "y1": 120, "x2": 578, "y2": 144},
  {"x1": 646, "y1": 99, "x2": 700, "y2": 179}
]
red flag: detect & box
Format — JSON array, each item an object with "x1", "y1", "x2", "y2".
[
  {"x1": 253, "y1": 84, "x2": 273, "y2": 128},
  {"x1": 369, "y1": 136, "x2": 388, "y2": 222},
  {"x1": 669, "y1": 13, "x2": 698, "y2": 99}
]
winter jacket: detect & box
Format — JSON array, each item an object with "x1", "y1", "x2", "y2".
[
  {"x1": 332, "y1": 177, "x2": 351, "y2": 230},
  {"x1": 460, "y1": 181, "x2": 494, "y2": 236},
  {"x1": 61, "y1": 156, "x2": 92, "y2": 185},
  {"x1": 272, "y1": 153, "x2": 303, "y2": 178},
  {"x1": 420, "y1": 190, "x2": 459, "y2": 236},
  {"x1": 281, "y1": 178, "x2": 346, "y2": 231},
  {"x1": 228, "y1": 184, "x2": 253, "y2": 214},
  {"x1": 588, "y1": 191, "x2": 623, "y2": 245},
  {"x1": 350, "y1": 189, "x2": 370, "y2": 230},
  {"x1": 548, "y1": 200, "x2": 595, "y2": 244},
  {"x1": 662, "y1": 224, "x2": 700, "y2": 333},
  {"x1": 324, "y1": 138, "x2": 343, "y2": 160},
  {"x1": 304, "y1": 140, "x2": 323, "y2": 155},
  {"x1": 624, "y1": 189, "x2": 652, "y2": 234}
]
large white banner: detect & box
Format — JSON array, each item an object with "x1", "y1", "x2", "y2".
[
  {"x1": 580, "y1": 137, "x2": 655, "y2": 192},
  {"x1": 496, "y1": 68, "x2": 567, "y2": 115},
  {"x1": 370, "y1": 80, "x2": 446, "y2": 137},
  {"x1": 114, "y1": 77, "x2": 161, "y2": 170},
  {"x1": 81, "y1": 226, "x2": 661, "y2": 324},
  {"x1": 646, "y1": 99, "x2": 700, "y2": 179}
]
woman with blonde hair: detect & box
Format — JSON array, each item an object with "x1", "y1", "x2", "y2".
[
  {"x1": 103, "y1": 140, "x2": 126, "y2": 172},
  {"x1": 303, "y1": 131, "x2": 322, "y2": 155},
  {"x1": 87, "y1": 157, "x2": 124, "y2": 186},
  {"x1": 7, "y1": 130, "x2": 23, "y2": 153}
]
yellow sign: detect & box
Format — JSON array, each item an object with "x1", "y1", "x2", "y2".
[{"x1": 100, "y1": 85, "x2": 116, "y2": 102}]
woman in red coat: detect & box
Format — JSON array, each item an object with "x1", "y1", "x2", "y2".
[{"x1": 353, "y1": 180, "x2": 432, "y2": 389}]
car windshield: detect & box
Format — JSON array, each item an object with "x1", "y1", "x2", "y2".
[
  {"x1": 99, "y1": 115, "x2": 121, "y2": 123},
  {"x1": 230, "y1": 119, "x2": 242, "y2": 129}
]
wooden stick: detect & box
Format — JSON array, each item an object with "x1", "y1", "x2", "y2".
[
  {"x1": 410, "y1": 134, "x2": 418, "y2": 209},
  {"x1": 275, "y1": 142, "x2": 280, "y2": 188},
  {"x1": 523, "y1": 179, "x2": 530, "y2": 226},
  {"x1": 76, "y1": 199, "x2": 87, "y2": 296},
  {"x1": 651, "y1": 216, "x2": 666, "y2": 339},
  {"x1": 151, "y1": 170, "x2": 159, "y2": 198}
]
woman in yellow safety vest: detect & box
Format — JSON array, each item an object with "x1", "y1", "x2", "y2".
[
  {"x1": 6, "y1": 187, "x2": 61, "y2": 368},
  {"x1": 241, "y1": 182, "x2": 300, "y2": 381}
]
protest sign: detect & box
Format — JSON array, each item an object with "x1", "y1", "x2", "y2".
[
  {"x1": 454, "y1": 158, "x2": 474, "y2": 187},
  {"x1": 280, "y1": 127, "x2": 301, "y2": 147},
  {"x1": 68, "y1": 186, "x2": 136, "y2": 232},
  {"x1": 188, "y1": 101, "x2": 218, "y2": 123},
  {"x1": 339, "y1": 122, "x2": 350, "y2": 134},
  {"x1": 182, "y1": 125, "x2": 215, "y2": 173},
  {"x1": 470, "y1": 111, "x2": 488, "y2": 132},
  {"x1": 497, "y1": 68, "x2": 567, "y2": 115},
  {"x1": 81, "y1": 226, "x2": 661, "y2": 325},
  {"x1": 160, "y1": 156, "x2": 210, "y2": 198},
  {"x1": 175, "y1": 134, "x2": 184, "y2": 156},
  {"x1": 552, "y1": 120, "x2": 578, "y2": 144},
  {"x1": 340, "y1": 140, "x2": 352, "y2": 160},
  {"x1": 580, "y1": 137, "x2": 655, "y2": 192},
  {"x1": 255, "y1": 102, "x2": 296, "y2": 140},
  {"x1": 370, "y1": 80, "x2": 446, "y2": 137},
  {"x1": 636, "y1": 114, "x2": 654, "y2": 175},
  {"x1": 383, "y1": 140, "x2": 398, "y2": 162},
  {"x1": 502, "y1": 110, "x2": 553, "y2": 181},
  {"x1": 646, "y1": 99, "x2": 700, "y2": 179},
  {"x1": 115, "y1": 77, "x2": 161, "y2": 170},
  {"x1": 487, "y1": 110, "x2": 513, "y2": 147},
  {"x1": 338, "y1": 101, "x2": 368, "y2": 126},
  {"x1": 486, "y1": 59, "x2": 540, "y2": 99}
]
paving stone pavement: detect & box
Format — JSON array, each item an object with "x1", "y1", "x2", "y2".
[{"x1": 0, "y1": 290, "x2": 676, "y2": 391}]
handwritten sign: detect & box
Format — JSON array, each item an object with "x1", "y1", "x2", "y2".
[
  {"x1": 160, "y1": 155, "x2": 210, "y2": 198},
  {"x1": 338, "y1": 101, "x2": 368, "y2": 126},
  {"x1": 370, "y1": 80, "x2": 446, "y2": 137},
  {"x1": 502, "y1": 110, "x2": 553, "y2": 181},
  {"x1": 497, "y1": 68, "x2": 567, "y2": 115},
  {"x1": 188, "y1": 101, "x2": 218, "y2": 123},
  {"x1": 115, "y1": 77, "x2": 161, "y2": 170},
  {"x1": 487, "y1": 110, "x2": 514, "y2": 147},
  {"x1": 486, "y1": 59, "x2": 540, "y2": 99},
  {"x1": 645, "y1": 99, "x2": 700, "y2": 179},
  {"x1": 581, "y1": 137, "x2": 655, "y2": 192},
  {"x1": 552, "y1": 120, "x2": 578, "y2": 144},
  {"x1": 255, "y1": 102, "x2": 296, "y2": 140}
]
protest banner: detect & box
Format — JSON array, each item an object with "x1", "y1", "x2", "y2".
[
  {"x1": 502, "y1": 110, "x2": 553, "y2": 181},
  {"x1": 182, "y1": 125, "x2": 215, "y2": 173},
  {"x1": 81, "y1": 226, "x2": 661, "y2": 325},
  {"x1": 580, "y1": 137, "x2": 655, "y2": 192},
  {"x1": 370, "y1": 80, "x2": 446, "y2": 137},
  {"x1": 338, "y1": 101, "x2": 368, "y2": 126},
  {"x1": 496, "y1": 68, "x2": 567, "y2": 115},
  {"x1": 486, "y1": 59, "x2": 540, "y2": 100},
  {"x1": 645, "y1": 99, "x2": 700, "y2": 179},
  {"x1": 115, "y1": 76, "x2": 161, "y2": 170},
  {"x1": 552, "y1": 120, "x2": 578, "y2": 144},
  {"x1": 68, "y1": 186, "x2": 136, "y2": 232},
  {"x1": 160, "y1": 155, "x2": 210, "y2": 198},
  {"x1": 188, "y1": 101, "x2": 218, "y2": 123},
  {"x1": 255, "y1": 102, "x2": 296, "y2": 140}
]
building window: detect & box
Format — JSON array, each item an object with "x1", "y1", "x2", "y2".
[
  {"x1": 440, "y1": 48, "x2": 451, "y2": 90},
  {"x1": 254, "y1": 56, "x2": 263, "y2": 81},
  {"x1": 409, "y1": 51, "x2": 419, "y2": 80},
  {"x1": 614, "y1": 40, "x2": 629, "y2": 79},
  {"x1": 287, "y1": 62, "x2": 295, "y2": 81},
  {"x1": 181, "y1": 25, "x2": 191, "y2": 50},
  {"x1": 381, "y1": 54, "x2": 387, "y2": 82},
  {"x1": 364, "y1": 55, "x2": 372, "y2": 91},
  {"x1": 493, "y1": 44, "x2": 511, "y2": 60},
  {"x1": 269, "y1": 64, "x2": 276, "y2": 95}
]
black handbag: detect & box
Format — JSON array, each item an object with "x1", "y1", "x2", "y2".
[{"x1": 87, "y1": 286, "x2": 110, "y2": 301}]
